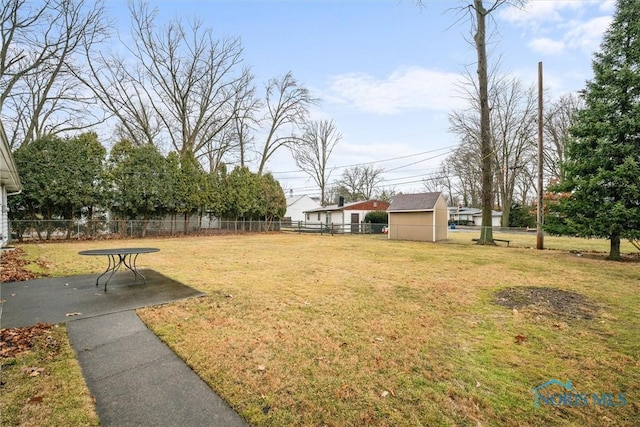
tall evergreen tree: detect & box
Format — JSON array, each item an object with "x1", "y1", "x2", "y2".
[
  {"x1": 107, "y1": 140, "x2": 169, "y2": 234},
  {"x1": 12, "y1": 133, "x2": 106, "y2": 221},
  {"x1": 546, "y1": 0, "x2": 640, "y2": 260}
]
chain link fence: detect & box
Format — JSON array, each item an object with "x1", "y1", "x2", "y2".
[
  {"x1": 8, "y1": 218, "x2": 286, "y2": 242},
  {"x1": 9, "y1": 219, "x2": 535, "y2": 243}
]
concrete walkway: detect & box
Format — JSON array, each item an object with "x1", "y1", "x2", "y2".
[
  {"x1": 1, "y1": 270, "x2": 249, "y2": 427},
  {"x1": 67, "y1": 310, "x2": 248, "y2": 427}
]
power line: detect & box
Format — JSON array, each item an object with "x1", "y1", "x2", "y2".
[
  {"x1": 271, "y1": 145, "x2": 457, "y2": 175},
  {"x1": 383, "y1": 150, "x2": 453, "y2": 173}
]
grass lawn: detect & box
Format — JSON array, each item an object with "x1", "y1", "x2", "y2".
[
  {"x1": 0, "y1": 324, "x2": 99, "y2": 426},
  {"x1": 5, "y1": 232, "x2": 640, "y2": 426}
]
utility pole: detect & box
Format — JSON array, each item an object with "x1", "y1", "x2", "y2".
[{"x1": 537, "y1": 61, "x2": 544, "y2": 250}]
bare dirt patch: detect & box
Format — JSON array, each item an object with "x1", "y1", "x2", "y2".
[{"x1": 493, "y1": 286, "x2": 601, "y2": 320}]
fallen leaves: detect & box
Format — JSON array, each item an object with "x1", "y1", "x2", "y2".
[
  {"x1": 23, "y1": 367, "x2": 45, "y2": 377},
  {"x1": 335, "y1": 383, "x2": 355, "y2": 400},
  {"x1": 380, "y1": 388, "x2": 396, "y2": 398},
  {"x1": 26, "y1": 395, "x2": 45, "y2": 404},
  {"x1": 514, "y1": 334, "x2": 527, "y2": 345},
  {"x1": 0, "y1": 323, "x2": 54, "y2": 359},
  {"x1": 0, "y1": 248, "x2": 48, "y2": 282}
]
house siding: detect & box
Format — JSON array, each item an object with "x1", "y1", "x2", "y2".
[
  {"x1": 1, "y1": 186, "x2": 8, "y2": 246},
  {"x1": 303, "y1": 200, "x2": 389, "y2": 233},
  {"x1": 472, "y1": 213, "x2": 502, "y2": 227},
  {"x1": 1, "y1": 121, "x2": 22, "y2": 247},
  {"x1": 285, "y1": 195, "x2": 320, "y2": 223},
  {"x1": 305, "y1": 209, "x2": 371, "y2": 232}
]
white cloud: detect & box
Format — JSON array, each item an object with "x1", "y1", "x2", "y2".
[
  {"x1": 528, "y1": 37, "x2": 565, "y2": 55},
  {"x1": 599, "y1": 1, "x2": 616, "y2": 13},
  {"x1": 564, "y1": 16, "x2": 613, "y2": 53},
  {"x1": 325, "y1": 66, "x2": 462, "y2": 115},
  {"x1": 501, "y1": 2, "x2": 613, "y2": 57},
  {"x1": 500, "y1": 1, "x2": 583, "y2": 27}
]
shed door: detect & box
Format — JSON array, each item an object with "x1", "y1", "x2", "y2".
[{"x1": 351, "y1": 213, "x2": 359, "y2": 233}]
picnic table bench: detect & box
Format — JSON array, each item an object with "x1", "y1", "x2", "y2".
[{"x1": 472, "y1": 238, "x2": 511, "y2": 247}]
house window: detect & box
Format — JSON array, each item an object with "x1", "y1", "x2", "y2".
[
  {"x1": 306, "y1": 214, "x2": 310, "y2": 221},
  {"x1": 317, "y1": 213, "x2": 321, "y2": 221}
]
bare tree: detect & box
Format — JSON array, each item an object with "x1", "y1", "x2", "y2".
[
  {"x1": 257, "y1": 71, "x2": 318, "y2": 175},
  {"x1": 291, "y1": 119, "x2": 342, "y2": 205},
  {"x1": 338, "y1": 165, "x2": 385, "y2": 202},
  {"x1": 448, "y1": 68, "x2": 488, "y2": 209},
  {"x1": 447, "y1": 144, "x2": 482, "y2": 207},
  {"x1": 472, "y1": 0, "x2": 509, "y2": 243},
  {"x1": 84, "y1": 2, "x2": 250, "y2": 160},
  {"x1": 490, "y1": 76, "x2": 537, "y2": 226},
  {"x1": 417, "y1": 0, "x2": 523, "y2": 242},
  {"x1": 544, "y1": 92, "x2": 582, "y2": 184},
  {"x1": 231, "y1": 71, "x2": 262, "y2": 168},
  {"x1": 1, "y1": 0, "x2": 109, "y2": 148},
  {"x1": 200, "y1": 73, "x2": 261, "y2": 173},
  {"x1": 374, "y1": 187, "x2": 398, "y2": 203},
  {"x1": 83, "y1": 52, "x2": 163, "y2": 147},
  {"x1": 450, "y1": 70, "x2": 536, "y2": 227},
  {"x1": 422, "y1": 163, "x2": 457, "y2": 206},
  {"x1": 514, "y1": 161, "x2": 537, "y2": 207}
]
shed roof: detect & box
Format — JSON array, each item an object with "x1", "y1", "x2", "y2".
[{"x1": 387, "y1": 192, "x2": 442, "y2": 212}]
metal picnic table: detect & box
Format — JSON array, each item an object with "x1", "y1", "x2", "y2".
[{"x1": 78, "y1": 247, "x2": 160, "y2": 292}]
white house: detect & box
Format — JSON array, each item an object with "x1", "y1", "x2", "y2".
[
  {"x1": 448, "y1": 206, "x2": 482, "y2": 225},
  {"x1": 285, "y1": 194, "x2": 320, "y2": 223},
  {"x1": 472, "y1": 211, "x2": 502, "y2": 227},
  {"x1": 0, "y1": 121, "x2": 22, "y2": 247},
  {"x1": 448, "y1": 206, "x2": 502, "y2": 227},
  {"x1": 304, "y1": 198, "x2": 390, "y2": 233}
]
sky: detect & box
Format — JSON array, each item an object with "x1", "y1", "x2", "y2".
[{"x1": 106, "y1": 0, "x2": 616, "y2": 198}]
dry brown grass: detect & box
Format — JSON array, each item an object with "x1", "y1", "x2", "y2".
[{"x1": 15, "y1": 233, "x2": 640, "y2": 426}]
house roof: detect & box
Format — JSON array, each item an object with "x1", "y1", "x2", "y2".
[
  {"x1": 305, "y1": 199, "x2": 388, "y2": 213},
  {"x1": 447, "y1": 207, "x2": 501, "y2": 217},
  {"x1": 472, "y1": 210, "x2": 502, "y2": 217},
  {"x1": 0, "y1": 121, "x2": 21, "y2": 193},
  {"x1": 448, "y1": 207, "x2": 482, "y2": 215},
  {"x1": 286, "y1": 195, "x2": 311, "y2": 206},
  {"x1": 387, "y1": 192, "x2": 442, "y2": 212}
]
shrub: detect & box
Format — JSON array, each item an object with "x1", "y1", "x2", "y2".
[{"x1": 365, "y1": 211, "x2": 388, "y2": 224}]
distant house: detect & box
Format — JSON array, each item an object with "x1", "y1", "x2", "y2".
[
  {"x1": 285, "y1": 194, "x2": 320, "y2": 224},
  {"x1": 386, "y1": 192, "x2": 448, "y2": 242},
  {"x1": 0, "y1": 121, "x2": 22, "y2": 247},
  {"x1": 304, "y1": 197, "x2": 390, "y2": 233},
  {"x1": 448, "y1": 206, "x2": 502, "y2": 227},
  {"x1": 472, "y1": 211, "x2": 502, "y2": 227},
  {"x1": 448, "y1": 206, "x2": 481, "y2": 225}
]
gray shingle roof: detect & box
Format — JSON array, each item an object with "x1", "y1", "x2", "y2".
[{"x1": 387, "y1": 192, "x2": 442, "y2": 211}]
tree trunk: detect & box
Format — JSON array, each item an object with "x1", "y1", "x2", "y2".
[
  {"x1": 608, "y1": 234, "x2": 621, "y2": 260},
  {"x1": 475, "y1": 0, "x2": 494, "y2": 245}
]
